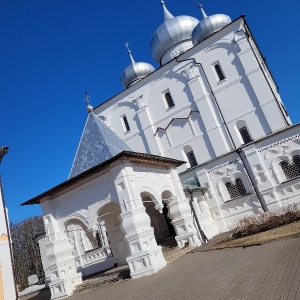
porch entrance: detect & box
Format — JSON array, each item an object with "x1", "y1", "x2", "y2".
[{"x1": 141, "y1": 195, "x2": 175, "y2": 245}]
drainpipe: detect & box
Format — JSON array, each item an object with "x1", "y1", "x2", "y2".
[
  {"x1": 185, "y1": 187, "x2": 208, "y2": 243},
  {"x1": 236, "y1": 148, "x2": 268, "y2": 212}
]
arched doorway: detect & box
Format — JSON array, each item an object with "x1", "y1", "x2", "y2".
[
  {"x1": 97, "y1": 202, "x2": 128, "y2": 266},
  {"x1": 65, "y1": 219, "x2": 97, "y2": 257},
  {"x1": 140, "y1": 191, "x2": 176, "y2": 245}
]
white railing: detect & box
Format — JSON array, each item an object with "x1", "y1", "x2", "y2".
[{"x1": 75, "y1": 246, "x2": 111, "y2": 268}]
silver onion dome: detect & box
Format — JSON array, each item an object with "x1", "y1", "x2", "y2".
[
  {"x1": 120, "y1": 45, "x2": 155, "y2": 89},
  {"x1": 192, "y1": 5, "x2": 231, "y2": 45},
  {"x1": 150, "y1": 1, "x2": 199, "y2": 65}
]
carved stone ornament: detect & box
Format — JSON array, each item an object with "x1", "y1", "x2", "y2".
[{"x1": 181, "y1": 65, "x2": 198, "y2": 81}]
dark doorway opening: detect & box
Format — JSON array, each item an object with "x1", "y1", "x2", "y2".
[{"x1": 162, "y1": 202, "x2": 176, "y2": 236}]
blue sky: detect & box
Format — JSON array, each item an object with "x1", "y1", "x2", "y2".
[{"x1": 1, "y1": 0, "x2": 299, "y2": 222}]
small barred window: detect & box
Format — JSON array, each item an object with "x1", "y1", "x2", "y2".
[
  {"x1": 280, "y1": 155, "x2": 300, "y2": 181},
  {"x1": 225, "y1": 178, "x2": 248, "y2": 200},
  {"x1": 214, "y1": 64, "x2": 226, "y2": 81},
  {"x1": 239, "y1": 127, "x2": 252, "y2": 144},
  {"x1": 164, "y1": 92, "x2": 175, "y2": 109},
  {"x1": 186, "y1": 151, "x2": 198, "y2": 168}
]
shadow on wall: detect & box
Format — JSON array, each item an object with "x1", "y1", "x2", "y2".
[{"x1": 19, "y1": 288, "x2": 51, "y2": 300}]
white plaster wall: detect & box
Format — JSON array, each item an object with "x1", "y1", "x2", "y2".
[
  {"x1": 242, "y1": 124, "x2": 300, "y2": 210},
  {"x1": 36, "y1": 235, "x2": 51, "y2": 286},
  {"x1": 92, "y1": 17, "x2": 289, "y2": 176},
  {"x1": 0, "y1": 205, "x2": 16, "y2": 300},
  {"x1": 41, "y1": 171, "x2": 118, "y2": 231}
]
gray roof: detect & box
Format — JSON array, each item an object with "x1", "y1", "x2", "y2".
[
  {"x1": 21, "y1": 151, "x2": 185, "y2": 206},
  {"x1": 69, "y1": 112, "x2": 132, "y2": 178}
]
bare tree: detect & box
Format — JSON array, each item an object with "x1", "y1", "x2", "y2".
[{"x1": 10, "y1": 215, "x2": 45, "y2": 291}]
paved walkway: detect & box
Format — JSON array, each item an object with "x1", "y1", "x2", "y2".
[{"x1": 21, "y1": 237, "x2": 300, "y2": 300}]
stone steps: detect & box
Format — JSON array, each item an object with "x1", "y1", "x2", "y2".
[{"x1": 71, "y1": 239, "x2": 192, "y2": 297}]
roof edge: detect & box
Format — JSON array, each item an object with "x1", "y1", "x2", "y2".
[{"x1": 21, "y1": 151, "x2": 185, "y2": 206}]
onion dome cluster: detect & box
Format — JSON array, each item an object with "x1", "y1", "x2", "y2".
[{"x1": 120, "y1": 1, "x2": 232, "y2": 89}]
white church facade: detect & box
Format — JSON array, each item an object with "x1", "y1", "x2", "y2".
[{"x1": 22, "y1": 2, "x2": 300, "y2": 299}]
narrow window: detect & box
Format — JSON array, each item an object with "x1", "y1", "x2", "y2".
[
  {"x1": 164, "y1": 92, "x2": 175, "y2": 109},
  {"x1": 96, "y1": 232, "x2": 102, "y2": 248},
  {"x1": 186, "y1": 151, "x2": 198, "y2": 168},
  {"x1": 225, "y1": 178, "x2": 247, "y2": 200},
  {"x1": 280, "y1": 155, "x2": 300, "y2": 180},
  {"x1": 239, "y1": 127, "x2": 252, "y2": 144},
  {"x1": 122, "y1": 115, "x2": 130, "y2": 132},
  {"x1": 214, "y1": 64, "x2": 226, "y2": 81}
]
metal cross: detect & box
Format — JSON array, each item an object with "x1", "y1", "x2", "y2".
[{"x1": 84, "y1": 92, "x2": 91, "y2": 105}]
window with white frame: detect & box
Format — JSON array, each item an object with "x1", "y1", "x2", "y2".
[
  {"x1": 280, "y1": 155, "x2": 300, "y2": 181},
  {"x1": 239, "y1": 126, "x2": 252, "y2": 144},
  {"x1": 225, "y1": 178, "x2": 247, "y2": 199},
  {"x1": 183, "y1": 145, "x2": 198, "y2": 168},
  {"x1": 213, "y1": 63, "x2": 226, "y2": 82},
  {"x1": 164, "y1": 92, "x2": 175, "y2": 109},
  {"x1": 121, "y1": 115, "x2": 130, "y2": 132}
]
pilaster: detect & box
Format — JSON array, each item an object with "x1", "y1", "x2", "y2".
[{"x1": 186, "y1": 73, "x2": 233, "y2": 155}]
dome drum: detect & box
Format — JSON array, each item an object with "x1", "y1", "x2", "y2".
[{"x1": 161, "y1": 40, "x2": 194, "y2": 66}]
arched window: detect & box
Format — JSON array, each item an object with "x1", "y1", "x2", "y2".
[
  {"x1": 239, "y1": 126, "x2": 252, "y2": 144},
  {"x1": 183, "y1": 145, "x2": 198, "y2": 168},
  {"x1": 186, "y1": 151, "x2": 198, "y2": 168},
  {"x1": 225, "y1": 178, "x2": 248, "y2": 199},
  {"x1": 214, "y1": 64, "x2": 226, "y2": 81},
  {"x1": 280, "y1": 155, "x2": 300, "y2": 180},
  {"x1": 121, "y1": 115, "x2": 130, "y2": 132},
  {"x1": 164, "y1": 92, "x2": 175, "y2": 109}
]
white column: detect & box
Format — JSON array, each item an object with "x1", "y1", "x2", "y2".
[
  {"x1": 112, "y1": 162, "x2": 167, "y2": 279},
  {"x1": 168, "y1": 168, "x2": 202, "y2": 248},
  {"x1": 44, "y1": 214, "x2": 82, "y2": 299}
]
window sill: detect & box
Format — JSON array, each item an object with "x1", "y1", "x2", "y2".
[
  {"x1": 224, "y1": 193, "x2": 251, "y2": 202},
  {"x1": 280, "y1": 176, "x2": 300, "y2": 185},
  {"x1": 166, "y1": 106, "x2": 175, "y2": 112},
  {"x1": 241, "y1": 140, "x2": 254, "y2": 145},
  {"x1": 217, "y1": 78, "x2": 226, "y2": 85},
  {"x1": 124, "y1": 130, "x2": 131, "y2": 135}
]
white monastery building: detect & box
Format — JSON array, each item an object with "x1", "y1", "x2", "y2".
[
  {"x1": 0, "y1": 147, "x2": 16, "y2": 300},
  {"x1": 22, "y1": 2, "x2": 300, "y2": 299}
]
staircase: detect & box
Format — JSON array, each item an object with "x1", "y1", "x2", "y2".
[{"x1": 71, "y1": 237, "x2": 192, "y2": 296}]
